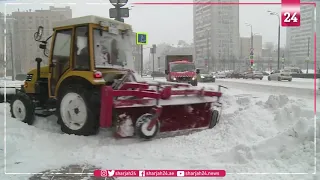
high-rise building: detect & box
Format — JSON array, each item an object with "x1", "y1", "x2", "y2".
[
  {"x1": 11, "y1": 6, "x2": 72, "y2": 73},
  {"x1": 193, "y1": 0, "x2": 240, "y2": 70},
  {"x1": 240, "y1": 35, "x2": 262, "y2": 58},
  {"x1": 286, "y1": 0, "x2": 319, "y2": 68}
]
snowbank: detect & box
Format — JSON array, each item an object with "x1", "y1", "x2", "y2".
[{"x1": 0, "y1": 89, "x2": 318, "y2": 180}]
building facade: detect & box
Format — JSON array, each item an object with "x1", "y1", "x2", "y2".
[
  {"x1": 11, "y1": 6, "x2": 72, "y2": 73},
  {"x1": 0, "y1": 13, "x2": 19, "y2": 76},
  {"x1": 193, "y1": 0, "x2": 240, "y2": 71},
  {"x1": 286, "y1": 0, "x2": 319, "y2": 68}
]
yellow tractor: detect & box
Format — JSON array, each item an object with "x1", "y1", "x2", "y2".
[
  {"x1": 10, "y1": 15, "x2": 225, "y2": 140},
  {"x1": 10, "y1": 15, "x2": 135, "y2": 135}
]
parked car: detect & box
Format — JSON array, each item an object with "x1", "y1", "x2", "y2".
[
  {"x1": 198, "y1": 70, "x2": 216, "y2": 82},
  {"x1": 268, "y1": 69, "x2": 292, "y2": 81},
  {"x1": 230, "y1": 71, "x2": 241, "y2": 78},
  {"x1": 262, "y1": 71, "x2": 270, "y2": 76},
  {"x1": 244, "y1": 71, "x2": 263, "y2": 80},
  {"x1": 226, "y1": 71, "x2": 233, "y2": 78},
  {"x1": 216, "y1": 72, "x2": 226, "y2": 78}
]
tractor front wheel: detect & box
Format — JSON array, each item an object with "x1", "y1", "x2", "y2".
[
  {"x1": 135, "y1": 113, "x2": 160, "y2": 140},
  {"x1": 10, "y1": 92, "x2": 35, "y2": 125},
  {"x1": 58, "y1": 85, "x2": 99, "y2": 136}
]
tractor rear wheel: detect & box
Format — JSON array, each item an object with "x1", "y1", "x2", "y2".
[
  {"x1": 57, "y1": 84, "x2": 99, "y2": 136},
  {"x1": 10, "y1": 92, "x2": 35, "y2": 125}
]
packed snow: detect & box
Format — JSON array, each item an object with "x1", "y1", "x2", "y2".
[{"x1": 0, "y1": 83, "x2": 319, "y2": 180}]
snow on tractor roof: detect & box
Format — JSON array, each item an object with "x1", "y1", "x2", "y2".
[{"x1": 52, "y1": 15, "x2": 132, "y2": 30}]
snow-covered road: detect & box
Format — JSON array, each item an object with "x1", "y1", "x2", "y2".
[{"x1": 0, "y1": 83, "x2": 319, "y2": 180}]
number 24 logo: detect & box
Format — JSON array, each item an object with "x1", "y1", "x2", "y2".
[{"x1": 284, "y1": 12, "x2": 298, "y2": 23}]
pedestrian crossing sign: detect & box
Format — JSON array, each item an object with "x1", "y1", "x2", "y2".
[{"x1": 136, "y1": 32, "x2": 148, "y2": 45}]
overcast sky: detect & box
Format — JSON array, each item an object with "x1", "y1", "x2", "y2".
[{"x1": 1, "y1": 0, "x2": 287, "y2": 47}]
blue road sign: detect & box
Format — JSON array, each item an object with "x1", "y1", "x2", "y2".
[{"x1": 136, "y1": 32, "x2": 148, "y2": 45}]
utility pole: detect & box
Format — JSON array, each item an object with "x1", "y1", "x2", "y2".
[
  {"x1": 140, "y1": 45, "x2": 143, "y2": 76},
  {"x1": 307, "y1": 37, "x2": 310, "y2": 73},
  {"x1": 267, "y1": 11, "x2": 281, "y2": 70},
  {"x1": 277, "y1": 22, "x2": 280, "y2": 70},
  {"x1": 9, "y1": 33, "x2": 14, "y2": 81},
  {"x1": 150, "y1": 44, "x2": 156, "y2": 80},
  {"x1": 136, "y1": 32, "x2": 148, "y2": 76},
  {"x1": 206, "y1": 30, "x2": 210, "y2": 72}
]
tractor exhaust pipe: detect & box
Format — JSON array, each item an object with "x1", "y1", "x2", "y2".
[{"x1": 35, "y1": 58, "x2": 42, "y2": 80}]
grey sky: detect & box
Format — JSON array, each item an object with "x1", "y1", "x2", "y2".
[{"x1": 1, "y1": 0, "x2": 286, "y2": 47}]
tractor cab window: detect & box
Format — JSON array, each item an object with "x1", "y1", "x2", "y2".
[
  {"x1": 93, "y1": 29, "x2": 131, "y2": 68},
  {"x1": 74, "y1": 26, "x2": 90, "y2": 70},
  {"x1": 50, "y1": 29, "x2": 72, "y2": 96}
]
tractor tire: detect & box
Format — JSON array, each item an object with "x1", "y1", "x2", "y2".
[
  {"x1": 10, "y1": 92, "x2": 35, "y2": 125},
  {"x1": 135, "y1": 113, "x2": 160, "y2": 140},
  {"x1": 268, "y1": 76, "x2": 271, "y2": 81},
  {"x1": 209, "y1": 110, "x2": 219, "y2": 129},
  {"x1": 260, "y1": 77, "x2": 263, "y2": 80},
  {"x1": 57, "y1": 84, "x2": 99, "y2": 136}
]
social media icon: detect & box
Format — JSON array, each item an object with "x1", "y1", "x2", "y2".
[
  {"x1": 139, "y1": 170, "x2": 145, "y2": 177},
  {"x1": 177, "y1": 171, "x2": 184, "y2": 176},
  {"x1": 107, "y1": 170, "x2": 115, "y2": 176}
]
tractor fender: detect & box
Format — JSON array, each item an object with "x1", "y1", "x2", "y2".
[{"x1": 56, "y1": 76, "x2": 94, "y2": 98}]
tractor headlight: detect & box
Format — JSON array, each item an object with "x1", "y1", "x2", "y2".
[
  {"x1": 172, "y1": 77, "x2": 176, "y2": 80},
  {"x1": 213, "y1": 75, "x2": 216, "y2": 78},
  {"x1": 201, "y1": 75, "x2": 204, "y2": 78},
  {"x1": 192, "y1": 76, "x2": 197, "y2": 80}
]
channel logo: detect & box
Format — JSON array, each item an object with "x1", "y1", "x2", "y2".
[
  {"x1": 177, "y1": 171, "x2": 185, "y2": 176},
  {"x1": 139, "y1": 170, "x2": 145, "y2": 177}
]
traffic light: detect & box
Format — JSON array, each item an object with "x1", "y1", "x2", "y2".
[
  {"x1": 250, "y1": 59, "x2": 253, "y2": 66},
  {"x1": 249, "y1": 55, "x2": 253, "y2": 60}
]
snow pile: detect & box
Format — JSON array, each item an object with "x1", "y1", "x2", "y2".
[{"x1": 0, "y1": 90, "x2": 318, "y2": 180}]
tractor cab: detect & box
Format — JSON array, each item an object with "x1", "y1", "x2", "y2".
[{"x1": 32, "y1": 15, "x2": 135, "y2": 97}]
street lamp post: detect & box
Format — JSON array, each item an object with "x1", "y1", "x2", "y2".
[
  {"x1": 268, "y1": 10, "x2": 281, "y2": 70},
  {"x1": 206, "y1": 29, "x2": 210, "y2": 72},
  {"x1": 246, "y1": 23, "x2": 254, "y2": 69},
  {"x1": 245, "y1": 23, "x2": 253, "y2": 49}
]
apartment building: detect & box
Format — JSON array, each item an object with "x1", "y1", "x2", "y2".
[
  {"x1": 11, "y1": 6, "x2": 72, "y2": 73},
  {"x1": 286, "y1": 0, "x2": 319, "y2": 68},
  {"x1": 193, "y1": 0, "x2": 240, "y2": 70},
  {"x1": 240, "y1": 35, "x2": 263, "y2": 58}
]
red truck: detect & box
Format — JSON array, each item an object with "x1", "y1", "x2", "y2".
[{"x1": 164, "y1": 55, "x2": 198, "y2": 86}]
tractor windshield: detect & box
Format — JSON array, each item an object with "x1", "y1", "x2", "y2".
[
  {"x1": 93, "y1": 29, "x2": 131, "y2": 68},
  {"x1": 170, "y1": 63, "x2": 195, "y2": 72}
]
